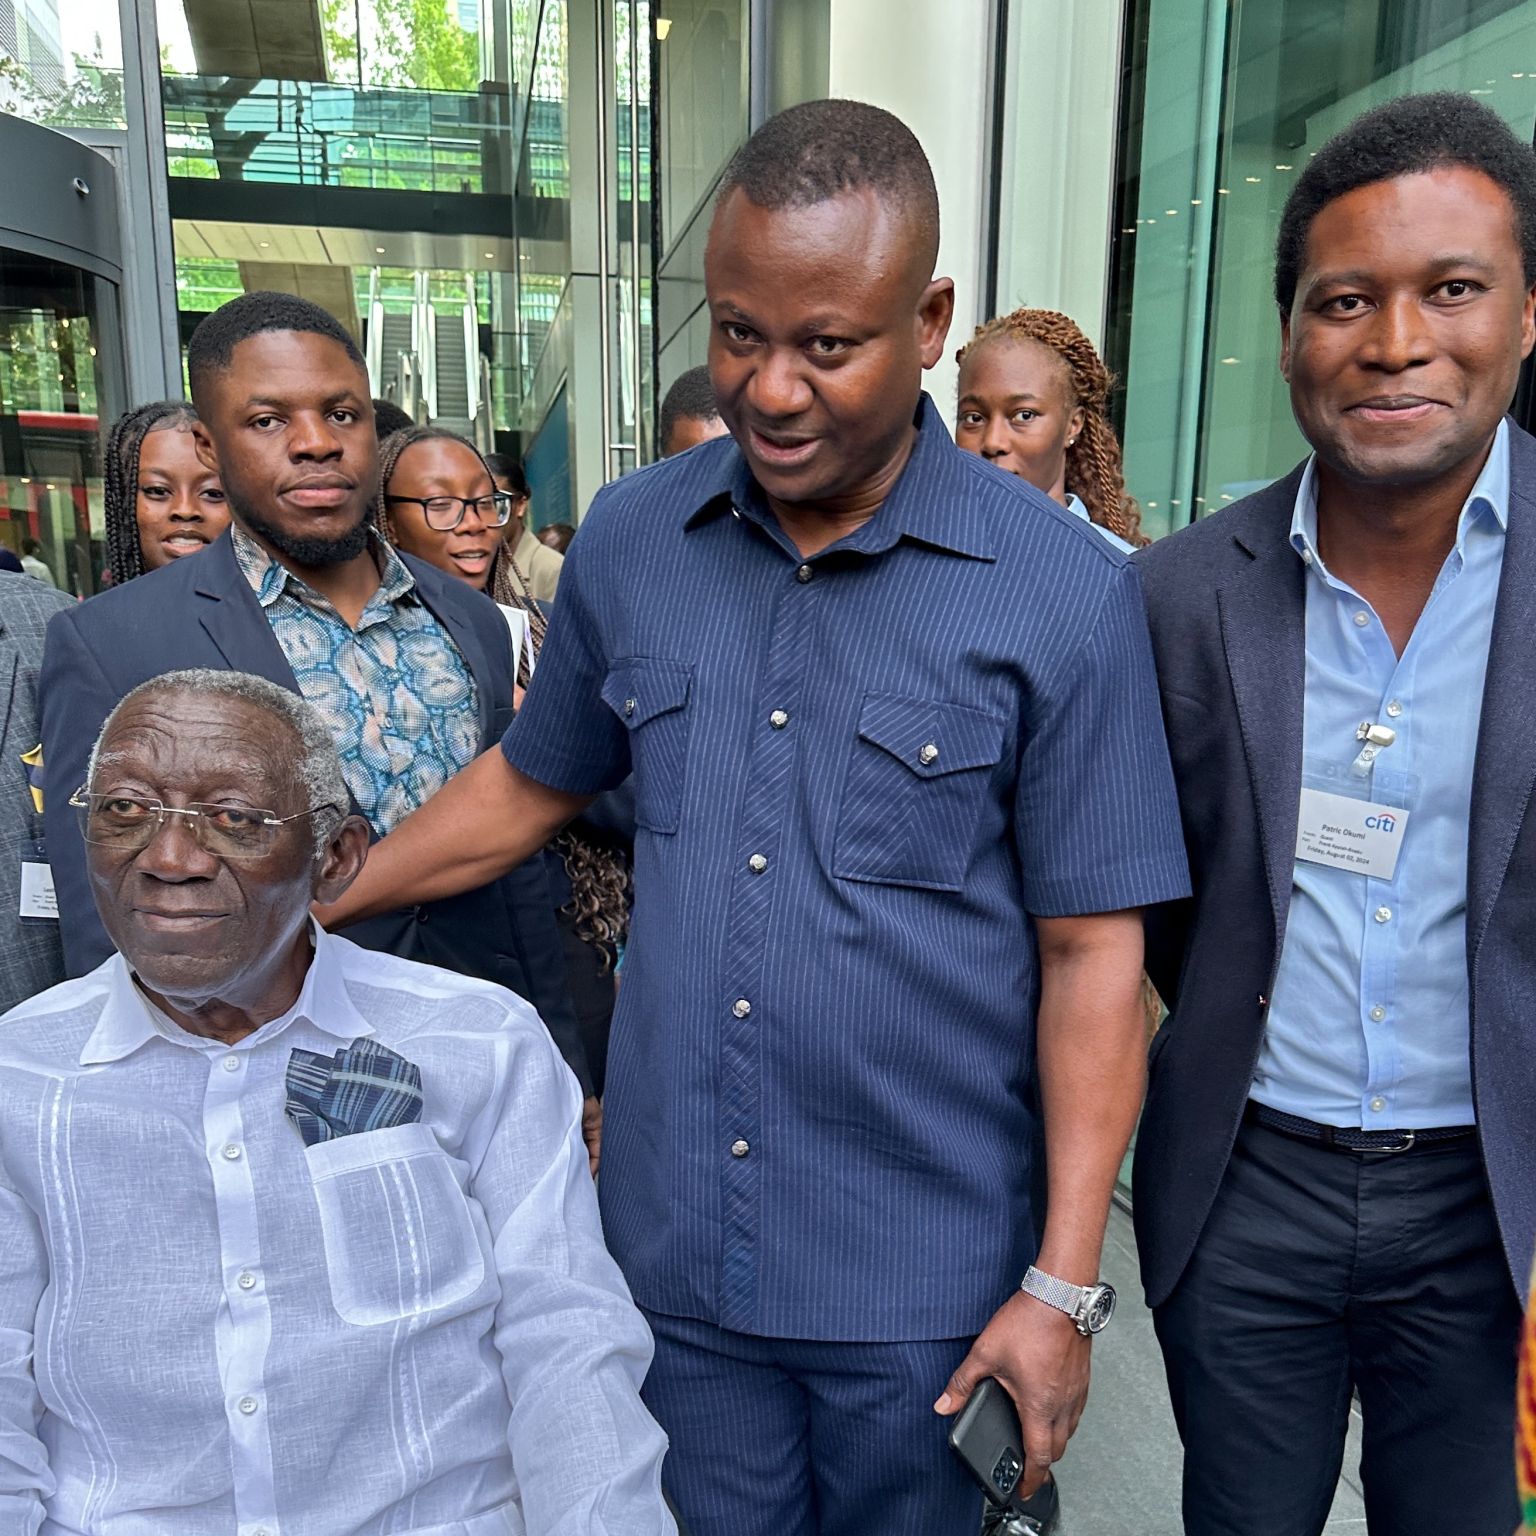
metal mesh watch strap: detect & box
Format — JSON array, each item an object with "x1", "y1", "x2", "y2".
[{"x1": 1019, "y1": 1265, "x2": 1088, "y2": 1319}]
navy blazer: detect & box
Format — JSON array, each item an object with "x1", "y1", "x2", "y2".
[
  {"x1": 1134, "y1": 419, "x2": 1536, "y2": 1308},
  {"x1": 39, "y1": 530, "x2": 590, "y2": 1091}
]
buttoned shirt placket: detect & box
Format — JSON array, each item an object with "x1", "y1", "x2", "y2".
[
  {"x1": 198, "y1": 1031, "x2": 280, "y2": 1536},
  {"x1": 716, "y1": 535, "x2": 822, "y2": 1331}
]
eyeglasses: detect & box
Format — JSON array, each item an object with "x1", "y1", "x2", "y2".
[
  {"x1": 385, "y1": 491, "x2": 515, "y2": 531},
  {"x1": 69, "y1": 791, "x2": 340, "y2": 860}
]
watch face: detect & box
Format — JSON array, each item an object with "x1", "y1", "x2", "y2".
[{"x1": 1083, "y1": 1284, "x2": 1117, "y2": 1333}]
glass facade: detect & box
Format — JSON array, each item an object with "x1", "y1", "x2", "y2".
[
  {"x1": 654, "y1": 0, "x2": 749, "y2": 394},
  {"x1": 13, "y1": 0, "x2": 1536, "y2": 541},
  {"x1": 0, "y1": 246, "x2": 121, "y2": 592},
  {"x1": 0, "y1": 0, "x2": 125, "y2": 133},
  {"x1": 1106, "y1": 0, "x2": 1536, "y2": 539}
]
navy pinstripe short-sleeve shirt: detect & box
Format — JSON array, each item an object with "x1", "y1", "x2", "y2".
[{"x1": 505, "y1": 395, "x2": 1190, "y2": 1341}]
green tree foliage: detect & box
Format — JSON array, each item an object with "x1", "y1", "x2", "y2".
[{"x1": 323, "y1": 0, "x2": 480, "y2": 92}]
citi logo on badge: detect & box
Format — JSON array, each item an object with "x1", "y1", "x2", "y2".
[{"x1": 1364, "y1": 813, "x2": 1398, "y2": 833}]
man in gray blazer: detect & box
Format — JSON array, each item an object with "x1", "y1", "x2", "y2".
[
  {"x1": 1137, "y1": 93, "x2": 1536, "y2": 1536},
  {"x1": 0, "y1": 571, "x2": 72, "y2": 1011}
]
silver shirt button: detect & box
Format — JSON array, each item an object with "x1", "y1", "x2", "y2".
[
  {"x1": 918, "y1": 743, "x2": 939, "y2": 766},
  {"x1": 748, "y1": 854, "x2": 768, "y2": 874},
  {"x1": 796, "y1": 564, "x2": 814, "y2": 583},
  {"x1": 769, "y1": 710, "x2": 789, "y2": 729},
  {"x1": 732, "y1": 998, "x2": 752, "y2": 1019},
  {"x1": 624, "y1": 697, "x2": 636, "y2": 717},
  {"x1": 222, "y1": 1144, "x2": 242, "y2": 1161},
  {"x1": 1385, "y1": 700, "x2": 1402, "y2": 718},
  {"x1": 1369, "y1": 1005, "x2": 1386, "y2": 1022},
  {"x1": 1369, "y1": 1096, "x2": 1386, "y2": 1113},
  {"x1": 730, "y1": 1139, "x2": 750, "y2": 1158}
]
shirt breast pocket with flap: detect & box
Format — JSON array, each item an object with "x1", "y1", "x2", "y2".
[
  {"x1": 834, "y1": 692, "x2": 1008, "y2": 892},
  {"x1": 601, "y1": 657, "x2": 695, "y2": 834},
  {"x1": 304, "y1": 1121, "x2": 489, "y2": 1327}
]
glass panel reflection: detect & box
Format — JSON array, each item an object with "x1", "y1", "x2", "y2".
[
  {"x1": 1106, "y1": 0, "x2": 1536, "y2": 540},
  {"x1": 0, "y1": 245, "x2": 122, "y2": 595}
]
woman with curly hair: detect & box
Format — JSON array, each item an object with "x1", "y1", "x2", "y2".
[
  {"x1": 378, "y1": 425, "x2": 631, "y2": 1094},
  {"x1": 103, "y1": 400, "x2": 230, "y2": 583},
  {"x1": 955, "y1": 307, "x2": 1144, "y2": 551}
]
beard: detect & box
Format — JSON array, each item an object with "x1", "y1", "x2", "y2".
[{"x1": 228, "y1": 486, "x2": 373, "y2": 569}]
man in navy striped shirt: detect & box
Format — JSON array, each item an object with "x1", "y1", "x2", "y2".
[{"x1": 326, "y1": 100, "x2": 1189, "y2": 1534}]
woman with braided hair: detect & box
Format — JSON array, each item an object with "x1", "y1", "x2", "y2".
[
  {"x1": 378, "y1": 426, "x2": 631, "y2": 1094},
  {"x1": 955, "y1": 307, "x2": 1144, "y2": 551},
  {"x1": 103, "y1": 400, "x2": 230, "y2": 583}
]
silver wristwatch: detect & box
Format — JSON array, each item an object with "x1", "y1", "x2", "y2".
[{"x1": 1019, "y1": 1265, "x2": 1117, "y2": 1336}]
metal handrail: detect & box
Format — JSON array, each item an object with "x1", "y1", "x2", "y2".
[
  {"x1": 473, "y1": 355, "x2": 494, "y2": 453},
  {"x1": 399, "y1": 353, "x2": 421, "y2": 423},
  {"x1": 462, "y1": 283, "x2": 481, "y2": 425},
  {"x1": 364, "y1": 267, "x2": 384, "y2": 395}
]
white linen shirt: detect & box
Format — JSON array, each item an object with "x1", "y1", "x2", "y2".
[{"x1": 0, "y1": 927, "x2": 675, "y2": 1536}]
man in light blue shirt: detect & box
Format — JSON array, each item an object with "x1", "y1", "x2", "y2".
[
  {"x1": 1136, "y1": 93, "x2": 1536, "y2": 1536},
  {"x1": 1252, "y1": 424, "x2": 1507, "y2": 1129}
]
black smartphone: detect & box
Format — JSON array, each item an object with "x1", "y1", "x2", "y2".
[{"x1": 947, "y1": 1376, "x2": 1026, "y2": 1507}]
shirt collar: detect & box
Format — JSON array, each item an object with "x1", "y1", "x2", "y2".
[
  {"x1": 231, "y1": 522, "x2": 416, "y2": 611},
  {"x1": 684, "y1": 393, "x2": 997, "y2": 562},
  {"x1": 1290, "y1": 417, "x2": 1511, "y2": 573},
  {"x1": 80, "y1": 922, "x2": 374, "y2": 1066}
]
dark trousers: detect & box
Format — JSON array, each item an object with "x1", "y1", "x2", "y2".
[
  {"x1": 1153, "y1": 1118, "x2": 1520, "y2": 1536},
  {"x1": 641, "y1": 1309, "x2": 984, "y2": 1535}
]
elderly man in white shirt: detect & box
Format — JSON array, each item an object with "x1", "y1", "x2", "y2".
[{"x1": 0, "y1": 667, "x2": 674, "y2": 1536}]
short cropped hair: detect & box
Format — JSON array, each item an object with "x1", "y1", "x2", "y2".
[
  {"x1": 1275, "y1": 91, "x2": 1536, "y2": 312},
  {"x1": 484, "y1": 452, "x2": 529, "y2": 498},
  {"x1": 717, "y1": 99, "x2": 940, "y2": 270},
  {"x1": 373, "y1": 398, "x2": 414, "y2": 437},
  {"x1": 659, "y1": 366, "x2": 719, "y2": 451},
  {"x1": 187, "y1": 292, "x2": 365, "y2": 408},
  {"x1": 88, "y1": 669, "x2": 349, "y2": 856}
]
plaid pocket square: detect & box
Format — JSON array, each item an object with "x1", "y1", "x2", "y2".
[{"x1": 285, "y1": 1039, "x2": 424, "y2": 1147}]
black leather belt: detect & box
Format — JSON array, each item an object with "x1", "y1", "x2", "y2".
[{"x1": 1246, "y1": 1101, "x2": 1476, "y2": 1154}]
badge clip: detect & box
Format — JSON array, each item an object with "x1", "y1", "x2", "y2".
[{"x1": 1351, "y1": 720, "x2": 1397, "y2": 777}]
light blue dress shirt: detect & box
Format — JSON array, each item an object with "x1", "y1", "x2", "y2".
[
  {"x1": 1065, "y1": 492, "x2": 1137, "y2": 552},
  {"x1": 1251, "y1": 422, "x2": 1509, "y2": 1129}
]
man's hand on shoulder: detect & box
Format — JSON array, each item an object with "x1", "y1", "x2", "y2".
[
  {"x1": 582, "y1": 1095, "x2": 602, "y2": 1178},
  {"x1": 933, "y1": 1289, "x2": 1092, "y2": 1500}
]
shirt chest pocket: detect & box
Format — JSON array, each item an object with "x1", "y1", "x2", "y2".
[
  {"x1": 305, "y1": 1122, "x2": 489, "y2": 1327},
  {"x1": 601, "y1": 658, "x2": 695, "y2": 834},
  {"x1": 834, "y1": 693, "x2": 1008, "y2": 892}
]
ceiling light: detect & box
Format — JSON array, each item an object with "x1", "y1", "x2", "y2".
[
  {"x1": 375, "y1": 246, "x2": 386, "y2": 254},
  {"x1": 258, "y1": 240, "x2": 270, "y2": 248},
  {"x1": 484, "y1": 252, "x2": 495, "y2": 259}
]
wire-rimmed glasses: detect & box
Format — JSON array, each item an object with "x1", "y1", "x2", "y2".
[{"x1": 69, "y1": 790, "x2": 340, "y2": 860}]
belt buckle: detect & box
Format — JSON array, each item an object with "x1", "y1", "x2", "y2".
[{"x1": 1374, "y1": 1129, "x2": 1416, "y2": 1153}]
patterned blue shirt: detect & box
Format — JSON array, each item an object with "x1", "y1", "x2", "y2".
[
  {"x1": 504, "y1": 396, "x2": 1190, "y2": 1341},
  {"x1": 232, "y1": 526, "x2": 479, "y2": 835},
  {"x1": 1252, "y1": 422, "x2": 1509, "y2": 1129}
]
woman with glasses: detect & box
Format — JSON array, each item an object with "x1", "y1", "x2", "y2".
[
  {"x1": 377, "y1": 427, "x2": 545, "y2": 675},
  {"x1": 379, "y1": 427, "x2": 631, "y2": 1098}
]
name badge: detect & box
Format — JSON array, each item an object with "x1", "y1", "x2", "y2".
[
  {"x1": 19, "y1": 836, "x2": 56, "y2": 920},
  {"x1": 1296, "y1": 787, "x2": 1409, "y2": 881}
]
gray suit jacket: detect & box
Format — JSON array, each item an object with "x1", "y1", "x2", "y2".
[
  {"x1": 1134, "y1": 420, "x2": 1536, "y2": 1307},
  {"x1": 0, "y1": 573, "x2": 73, "y2": 1012}
]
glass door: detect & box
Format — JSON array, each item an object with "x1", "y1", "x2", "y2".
[
  {"x1": 0, "y1": 114, "x2": 128, "y2": 596},
  {"x1": 0, "y1": 246, "x2": 124, "y2": 595}
]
